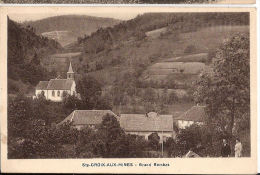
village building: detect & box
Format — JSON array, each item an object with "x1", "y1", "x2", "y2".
[
  {"x1": 57, "y1": 110, "x2": 118, "y2": 130},
  {"x1": 120, "y1": 112, "x2": 174, "y2": 143},
  {"x1": 35, "y1": 62, "x2": 77, "y2": 102},
  {"x1": 174, "y1": 105, "x2": 206, "y2": 129}
]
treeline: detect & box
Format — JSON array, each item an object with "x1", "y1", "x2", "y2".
[
  {"x1": 23, "y1": 15, "x2": 120, "y2": 37},
  {"x1": 8, "y1": 18, "x2": 62, "y2": 93},
  {"x1": 77, "y1": 13, "x2": 249, "y2": 55},
  {"x1": 8, "y1": 94, "x2": 249, "y2": 158}
]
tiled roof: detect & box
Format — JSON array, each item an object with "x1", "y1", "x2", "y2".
[
  {"x1": 120, "y1": 113, "x2": 173, "y2": 132},
  {"x1": 35, "y1": 81, "x2": 49, "y2": 90},
  {"x1": 175, "y1": 106, "x2": 206, "y2": 122},
  {"x1": 58, "y1": 110, "x2": 118, "y2": 126},
  {"x1": 47, "y1": 79, "x2": 74, "y2": 90}
]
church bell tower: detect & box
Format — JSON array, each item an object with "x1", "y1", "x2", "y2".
[{"x1": 67, "y1": 61, "x2": 74, "y2": 80}]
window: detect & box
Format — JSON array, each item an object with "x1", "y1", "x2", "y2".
[
  {"x1": 52, "y1": 90, "x2": 55, "y2": 97},
  {"x1": 57, "y1": 91, "x2": 60, "y2": 97}
]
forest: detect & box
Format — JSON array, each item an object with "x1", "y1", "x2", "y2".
[{"x1": 8, "y1": 18, "x2": 62, "y2": 94}]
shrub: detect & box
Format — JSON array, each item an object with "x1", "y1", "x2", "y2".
[{"x1": 184, "y1": 44, "x2": 196, "y2": 54}]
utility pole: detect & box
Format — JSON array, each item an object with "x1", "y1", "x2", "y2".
[{"x1": 161, "y1": 130, "x2": 164, "y2": 157}]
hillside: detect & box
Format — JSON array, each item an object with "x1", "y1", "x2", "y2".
[
  {"x1": 23, "y1": 15, "x2": 121, "y2": 46},
  {"x1": 67, "y1": 13, "x2": 249, "y2": 84},
  {"x1": 8, "y1": 18, "x2": 62, "y2": 94},
  {"x1": 11, "y1": 12, "x2": 249, "y2": 114}
]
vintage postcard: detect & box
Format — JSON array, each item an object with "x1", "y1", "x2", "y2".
[
  {"x1": 0, "y1": 0, "x2": 256, "y2": 4},
  {"x1": 0, "y1": 6, "x2": 257, "y2": 174}
]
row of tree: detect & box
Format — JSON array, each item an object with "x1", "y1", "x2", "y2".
[{"x1": 9, "y1": 93, "x2": 239, "y2": 158}]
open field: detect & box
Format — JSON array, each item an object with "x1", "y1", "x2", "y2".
[
  {"x1": 41, "y1": 30, "x2": 78, "y2": 47},
  {"x1": 145, "y1": 27, "x2": 167, "y2": 39},
  {"x1": 165, "y1": 53, "x2": 208, "y2": 62},
  {"x1": 51, "y1": 52, "x2": 82, "y2": 58}
]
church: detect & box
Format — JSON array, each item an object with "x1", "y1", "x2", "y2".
[{"x1": 35, "y1": 62, "x2": 77, "y2": 102}]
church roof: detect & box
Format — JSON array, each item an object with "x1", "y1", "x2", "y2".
[
  {"x1": 58, "y1": 110, "x2": 118, "y2": 126},
  {"x1": 47, "y1": 79, "x2": 74, "y2": 90},
  {"x1": 175, "y1": 106, "x2": 206, "y2": 122},
  {"x1": 35, "y1": 81, "x2": 49, "y2": 90},
  {"x1": 67, "y1": 62, "x2": 74, "y2": 73},
  {"x1": 120, "y1": 113, "x2": 173, "y2": 132}
]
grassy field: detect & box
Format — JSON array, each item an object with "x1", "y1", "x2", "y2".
[
  {"x1": 80, "y1": 25, "x2": 248, "y2": 85},
  {"x1": 41, "y1": 30, "x2": 78, "y2": 47},
  {"x1": 165, "y1": 53, "x2": 208, "y2": 62}
]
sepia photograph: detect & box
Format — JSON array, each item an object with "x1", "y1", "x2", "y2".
[{"x1": 0, "y1": 6, "x2": 257, "y2": 174}]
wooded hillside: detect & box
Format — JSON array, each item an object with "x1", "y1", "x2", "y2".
[
  {"x1": 23, "y1": 15, "x2": 121, "y2": 46},
  {"x1": 8, "y1": 18, "x2": 62, "y2": 94}
]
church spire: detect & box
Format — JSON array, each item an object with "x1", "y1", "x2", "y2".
[
  {"x1": 67, "y1": 61, "x2": 74, "y2": 79},
  {"x1": 68, "y1": 61, "x2": 74, "y2": 73}
]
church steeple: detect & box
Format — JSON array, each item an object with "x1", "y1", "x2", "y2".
[{"x1": 67, "y1": 61, "x2": 74, "y2": 80}]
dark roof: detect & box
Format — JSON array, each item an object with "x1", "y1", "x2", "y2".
[
  {"x1": 120, "y1": 112, "x2": 173, "y2": 132},
  {"x1": 35, "y1": 81, "x2": 49, "y2": 90},
  {"x1": 175, "y1": 106, "x2": 206, "y2": 122},
  {"x1": 47, "y1": 79, "x2": 74, "y2": 90},
  {"x1": 58, "y1": 110, "x2": 118, "y2": 126}
]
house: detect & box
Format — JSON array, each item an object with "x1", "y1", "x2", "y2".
[
  {"x1": 35, "y1": 62, "x2": 77, "y2": 102},
  {"x1": 120, "y1": 112, "x2": 174, "y2": 143},
  {"x1": 57, "y1": 110, "x2": 118, "y2": 130},
  {"x1": 175, "y1": 105, "x2": 206, "y2": 129}
]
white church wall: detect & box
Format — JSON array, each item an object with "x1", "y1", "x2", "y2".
[
  {"x1": 47, "y1": 90, "x2": 65, "y2": 102},
  {"x1": 71, "y1": 81, "x2": 76, "y2": 95},
  {"x1": 35, "y1": 90, "x2": 48, "y2": 98}
]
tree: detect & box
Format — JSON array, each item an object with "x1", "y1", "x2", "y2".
[
  {"x1": 8, "y1": 94, "x2": 33, "y2": 138},
  {"x1": 148, "y1": 132, "x2": 160, "y2": 150},
  {"x1": 95, "y1": 114, "x2": 124, "y2": 158},
  {"x1": 184, "y1": 44, "x2": 196, "y2": 54},
  {"x1": 76, "y1": 76, "x2": 102, "y2": 109},
  {"x1": 165, "y1": 137, "x2": 177, "y2": 157},
  {"x1": 63, "y1": 94, "x2": 83, "y2": 111},
  {"x1": 194, "y1": 33, "x2": 250, "y2": 135},
  {"x1": 31, "y1": 53, "x2": 40, "y2": 65}
]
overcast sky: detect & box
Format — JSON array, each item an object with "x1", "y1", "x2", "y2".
[{"x1": 8, "y1": 12, "x2": 140, "y2": 22}]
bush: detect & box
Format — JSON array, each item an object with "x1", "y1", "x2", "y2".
[
  {"x1": 184, "y1": 44, "x2": 196, "y2": 54},
  {"x1": 148, "y1": 132, "x2": 160, "y2": 150}
]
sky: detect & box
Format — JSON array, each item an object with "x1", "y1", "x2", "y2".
[{"x1": 8, "y1": 12, "x2": 141, "y2": 22}]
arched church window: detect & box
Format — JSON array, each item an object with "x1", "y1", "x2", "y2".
[
  {"x1": 52, "y1": 90, "x2": 55, "y2": 97},
  {"x1": 57, "y1": 91, "x2": 60, "y2": 97}
]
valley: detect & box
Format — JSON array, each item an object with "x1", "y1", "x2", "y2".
[{"x1": 8, "y1": 13, "x2": 250, "y2": 116}]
